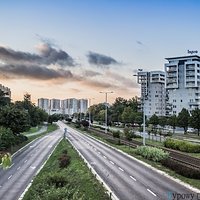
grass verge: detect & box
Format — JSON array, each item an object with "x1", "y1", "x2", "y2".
[
  {"x1": 22, "y1": 139, "x2": 110, "y2": 200},
  {"x1": 68, "y1": 123, "x2": 200, "y2": 190}
]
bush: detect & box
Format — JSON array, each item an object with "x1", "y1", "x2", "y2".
[
  {"x1": 161, "y1": 158, "x2": 200, "y2": 179},
  {"x1": 58, "y1": 154, "x2": 70, "y2": 168},
  {"x1": 135, "y1": 146, "x2": 169, "y2": 162},
  {"x1": 124, "y1": 127, "x2": 133, "y2": 141},
  {"x1": 132, "y1": 133, "x2": 142, "y2": 139},
  {"x1": 164, "y1": 138, "x2": 200, "y2": 153},
  {"x1": 112, "y1": 131, "x2": 120, "y2": 138},
  {"x1": 105, "y1": 138, "x2": 121, "y2": 145},
  {"x1": 47, "y1": 172, "x2": 68, "y2": 187}
]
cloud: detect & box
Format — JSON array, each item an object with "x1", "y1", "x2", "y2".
[
  {"x1": 0, "y1": 42, "x2": 75, "y2": 67},
  {"x1": 0, "y1": 64, "x2": 75, "y2": 80},
  {"x1": 82, "y1": 70, "x2": 102, "y2": 77},
  {"x1": 106, "y1": 71, "x2": 139, "y2": 88},
  {"x1": 136, "y1": 40, "x2": 143, "y2": 45},
  {"x1": 87, "y1": 51, "x2": 119, "y2": 66}
]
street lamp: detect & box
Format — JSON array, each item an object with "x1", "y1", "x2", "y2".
[
  {"x1": 100, "y1": 91, "x2": 113, "y2": 133},
  {"x1": 133, "y1": 70, "x2": 147, "y2": 146},
  {"x1": 88, "y1": 98, "x2": 95, "y2": 128}
]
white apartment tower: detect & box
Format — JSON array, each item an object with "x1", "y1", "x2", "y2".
[
  {"x1": 165, "y1": 55, "x2": 200, "y2": 115},
  {"x1": 137, "y1": 70, "x2": 166, "y2": 118},
  {"x1": 38, "y1": 98, "x2": 50, "y2": 113},
  {"x1": 78, "y1": 99, "x2": 88, "y2": 113},
  {"x1": 0, "y1": 84, "x2": 11, "y2": 98}
]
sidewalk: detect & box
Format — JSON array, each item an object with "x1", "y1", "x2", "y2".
[{"x1": 24, "y1": 126, "x2": 47, "y2": 137}]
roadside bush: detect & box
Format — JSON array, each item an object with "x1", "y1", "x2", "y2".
[
  {"x1": 124, "y1": 127, "x2": 133, "y2": 141},
  {"x1": 74, "y1": 121, "x2": 81, "y2": 128},
  {"x1": 105, "y1": 138, "x2": 121, "y2": 145},
  {"x1": 58, "y1": 154, "x2": 71, "y2": 168},
  {"x1": 161, "y1": 158, "x2": 200, "y2": 179},
  {"x1": 164, "y1": 138, "x2": 200, "y2": 153},
  {"x1": 112, "y1": 131, "x2": 120, "y2": 139},
  {"x1": 132, "y1": 133, "x2": 142, "y2": 139},
  {"x1": 135, "y1": 146, "x2": 169, "y2": 162}
]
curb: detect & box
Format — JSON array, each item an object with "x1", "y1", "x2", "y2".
[{"x1": 66, "y1": 134, "x2": 119, "y2": 200}]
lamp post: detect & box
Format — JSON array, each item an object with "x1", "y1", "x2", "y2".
[
  {"x1": 133, "y1": 70, "x2": 147, "y2": 146},
  {"x1": 100, "y1": 91, "x2": 113, "y2": 133},
  {"x1": 88, "y1": 98, "x2": 95, "y2": 128}
]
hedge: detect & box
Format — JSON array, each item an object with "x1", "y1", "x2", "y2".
[
  {"x1": 161, "y1": 158, "x2": 200, "y2": 179},
  {"x1": 164, "y1": 138, "x2": 200, "y2": 153}
]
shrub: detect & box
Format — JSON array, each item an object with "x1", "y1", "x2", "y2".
[
  {"x1": 46, "y1": 172, "x2": 68, "y2": 187},
  {"x1": 161, "y1": 158, "x2": 200, "y2": 179},
  {"x1": 124, "y1": 127, "x2": 133, "y2": 141},
  {"x1": 164, "y1": 138, "x2": 200, "y2": 153},
  {"x1": 135, "y1": 146, "x2": 169, "y2": 162},
  {"x1": 112, "y1": 131, "x2": 120, "y2": 139},
  {"x1": 58, "y1": 154, "x2": 70, "y2": 168}
]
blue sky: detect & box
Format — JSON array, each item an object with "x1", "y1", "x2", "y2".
[{"x1": 0, "y1": 0, "x2": 200, "y2": 103}]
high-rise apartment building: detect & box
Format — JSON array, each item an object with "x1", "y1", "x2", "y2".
[
  {"x1": 165, "y1": 55, "x2": 200, "y2": 115},
  {"x1": 137, "y1": 70, "x2": 166, "y2": 117},
  {"x1": 38, "y1": 98, "x2": 50, "y2": 113},
  {"x1": 0, "y1": 84, "x2": 11, "y2": 98},
  {"x1": 78, "y1": 99, "x2": 88, "y2": 113}
]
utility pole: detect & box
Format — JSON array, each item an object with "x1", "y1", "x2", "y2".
[{"x1": 100, "y1": 91, "x2": 113, "y2": 133}]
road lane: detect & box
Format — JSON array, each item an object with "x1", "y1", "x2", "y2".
[
  {"x1": 0, "y1": 128, "x2": 62, "y2": 200},
  {"x1": 58, "y1": 121, "x2": 199, "y2": 200}
]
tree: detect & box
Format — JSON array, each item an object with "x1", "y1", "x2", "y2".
[
  {"x1": 121, "y1": 106, "x2": 135, "y2": 124},
  {"x1": 0, "y1": 126, "x2": 15, "y2": 150},
  {"x1": 189, "y1": 108, "x2": 200, "y2": 136},
  {"x1": 177, "y1": 108, "x2": 190, "y2": 134},
  {"x1": 0, "y1": 105, "x2": 30, "y2": 134},
  {"x1": 167, "y1": 115, "x2": 177, "y2": 134},
  {"x1": 148, "y1": 114, "x2": 159, "y2": 132}
]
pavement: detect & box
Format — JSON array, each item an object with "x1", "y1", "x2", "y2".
[
  {"x1": 0, "y1": 128, "x2": 62, "y2": 200},
  {"x1": 57, "y1": 121, "x2": 200, "y2": 200},
  {"x1": 24, "y1": 126, "x2": 47, "y2": 137}
]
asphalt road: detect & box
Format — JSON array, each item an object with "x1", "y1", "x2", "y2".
[
  {"x1": 0, "y1": 128, "x2": 62, "y2": 200},
  {"x1": 57, "y1": 121, "x2": 199, "y2": 200}
]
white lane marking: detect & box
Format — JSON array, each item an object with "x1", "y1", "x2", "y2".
[
  {"x1": 24, "y1": 160, "x2": 27, "y2": 163},
  {"x1": 8, "y1": 175, "x2": 12, "y2": 180},
  {"x1": 130, "y1": 176, "x2": 136, "y2": 181},
  {"x1": 48, "y1": 145, "x2": 52, "y2": 148},
  {"x1": 17, "y1": 166, "x2": 21, "y2": 170},
  {"x1": 9, "y1": 163, "x2": 14, "y2": 168},
  {"x1": 98, "y1": 151, "x2": 101, "y2": 154},
  {"x1": 103, "y1": 156, "x2": 107, "y2": 159},
  {"x1": 109, "y1": 161, "x2": 114, "y2": 165},
  {"x1": 0, "y1": 185, "x2": 2, "y2": 188},
  {"x1": 30, "y1": 166, "x2": 36, "y2": 169},
  {"x1": 147, "y1": 189, "x2": 157, "y2": 197},
  {"x1": 94, "y1": 148, "x2": 97, "y2": 151},
  {"x1": 118, "y1": 167, "x2": 124, "y2": 172}
]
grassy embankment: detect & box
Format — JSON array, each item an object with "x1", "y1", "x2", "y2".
[
  {"x1": 23, "y1": 139, "x2": 110, "y2": 200},
  {"x1": 68, "y1": 123, "x2": 200, "y2": 190},
  {"x1": 10, "y1": 124, "x2": 58, "y2": 155}
]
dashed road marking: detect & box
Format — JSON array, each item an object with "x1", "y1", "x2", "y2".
[
  {"x1": 17, "y1": 166, "x2": 21, "y2": 170},
  {"x1": 130, "y1": 176, "x2": 136, "y2": 181},
  {"x1": 118, "y1": 167, "x2": 124, "y2": 172},
  {"x1": 8, "y1": 175, "x2": 12, "y2": 180},
  {"x1": 147, "y1": 189, "x2": 157, "y2": 197},
  {"x1": 103, "y1": 156, "x2": 107, "y2": 159},
  {"x1": 9, "y1": 164, "x2": 14, "y2": 168},
  {"x1": 109, "y1": 161, "x2": 114, "y2": 165},
  {"x1": 24, "y1": 160, "x2": 27, "y2": 163}
]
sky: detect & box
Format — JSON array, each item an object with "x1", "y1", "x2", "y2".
[{"x1": 0, "y1": 0, "x2": 200, "y2": 104}]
